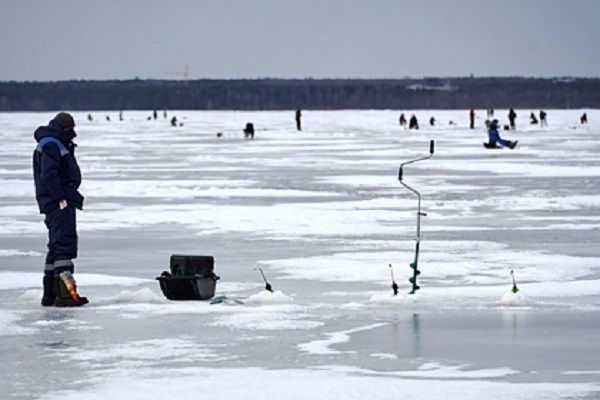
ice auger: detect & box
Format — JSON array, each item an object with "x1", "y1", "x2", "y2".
[{"x1": 398, "y1": 140, "x2": 435, "y2": 294}]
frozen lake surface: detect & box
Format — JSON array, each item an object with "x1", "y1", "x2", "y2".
[{"x1": 1, "y1": 109, "x2": 599, "y2": 399}]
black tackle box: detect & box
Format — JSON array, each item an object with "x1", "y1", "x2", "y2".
[{"x1": 156, "y1": 255, "x2": 220, "y2": 300}]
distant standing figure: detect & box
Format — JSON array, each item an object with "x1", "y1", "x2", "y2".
[
  {"x1": 530, "y1": 112, "x2": 538, "y2": 125},
  {"x1": 487, "y1": 109, "x2": 494, "y2": 118},
  {"x1": 244, "y1": 122, "x2": 255, "y2": 139},
  {"x1": 105, "y1": 116, "x2": 111, "y2": 122},
  {"x1": 539, "y1": 110, "x2": 547, "y2": 127},
  {"x1": 295, "y1": 109, "x2": 302, "y2": 131},
  {"x1": 153, "y1": 110, "x2": 158, "y2": 120},
  {"x1": 119, "y1": 111, "x2": 123, "y2": 121},
  {"x1": 469, "y1": 108, "x2": 475, "y2": 129},
  {"x1": 486, "y1": 119, "x2": 517, "y2": 149},
  {"x1": 581, "y1": 113, "x2": 588, "y2": 124},
  {"x1": 409, "y1": 115, "x2": 419, "y2": 130},
  {"x1": 508, "y1": 108, "x2": 517, "y2": 130},
  {"x1": 171, "y1": 116, "x2": 178, "y2": 127},
  {"x1": 399, "y1": 113, "x2": 407, "y2": 127},
  {"x1": 87, "y1": 114, "x2": 93, "y2": 122},
  {"x1": 429, "y1": 116, "x2": 435, "y2": 126}
]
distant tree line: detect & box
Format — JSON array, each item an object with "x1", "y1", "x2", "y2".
[{"x1": 0, "y1": 77, "x2": 598, "y2": 111}]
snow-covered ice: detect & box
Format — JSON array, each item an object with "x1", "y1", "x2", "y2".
[{"x1": 1, "y1": 109, "x2": 600, "y2": 399}]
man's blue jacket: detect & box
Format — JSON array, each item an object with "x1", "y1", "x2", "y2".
[{"x1": 33, "y1": 120, "x2": 84, "y2": 214}]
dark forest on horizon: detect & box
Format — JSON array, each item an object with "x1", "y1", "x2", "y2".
[{"x1": 1, "y1": 77, "x2": 599, "y2": 111}]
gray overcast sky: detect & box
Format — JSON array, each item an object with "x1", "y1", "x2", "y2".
[{"x1": 0, "y1": 0, "x2": 598, "y2": 81}]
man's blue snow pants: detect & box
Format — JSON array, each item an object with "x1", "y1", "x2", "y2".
[
  {"x1": 488, "y1": 130, "x2": 510, "y2": 147},
  {"x1": 43, "y1": 206, "x2": 78, "y2": 276}
]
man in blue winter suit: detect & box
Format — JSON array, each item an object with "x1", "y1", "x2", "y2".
[
  {"x1": 33, "y1": 112, "x2": 88, "y2": 307},
  {"x1": 486, "y1": 119, "x2": 518, "y2": 149}
]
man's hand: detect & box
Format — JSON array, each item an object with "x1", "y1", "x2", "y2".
[{"x1": 59, "y1": 199, "x2": 68, "y2": 210}]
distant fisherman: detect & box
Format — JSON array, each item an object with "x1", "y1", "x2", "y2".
[
  {"x1": 508, "y1": 108, "x2": 517, "y2": 130},
  {"x1": 399, "y1": 113, "x2": 407, "y2": 127},
  {"x1": 539, "y1": 110, "x2": 547, "y2": 127},
  {"x1": 530, "y1": 112, "x2": 538, "y2": 125},
  {"x1": 33, "y1": 112, "x2": 89, "y2": 307},
  {"x1": 470, "y1": 108, "x2": 475, "y2": 129},
  {"x1": 244, "y1": 122, "x2": 255, "y2": 139},
  {"x1": 409, "y1": 115, "x2": 419, "y2": 130}
]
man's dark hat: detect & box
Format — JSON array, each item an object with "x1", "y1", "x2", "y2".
[{"x1": 54, "y1": 112, "x2": 76, "y2": 129}]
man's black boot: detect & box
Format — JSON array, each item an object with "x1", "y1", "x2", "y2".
[
  {"x1": 53, "y1": 271, "x2": 89, "y2": 307},
  {"x1": 41, "y1": 275, "x2": 55, "y2": 306}
]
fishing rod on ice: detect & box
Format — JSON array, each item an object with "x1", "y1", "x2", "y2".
[
  {"x1": 510, "y1": 270, "x2": 519, "y2": 293},
  {"x1": 388, "y1": 263, "x2": 399, "y2": 296},
  {"x1": 398, "y1": 140, "x2": 435, "y2": 294},
  {"x1": 255, "y1": 267, "x2": 273, "y2": 292}
]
